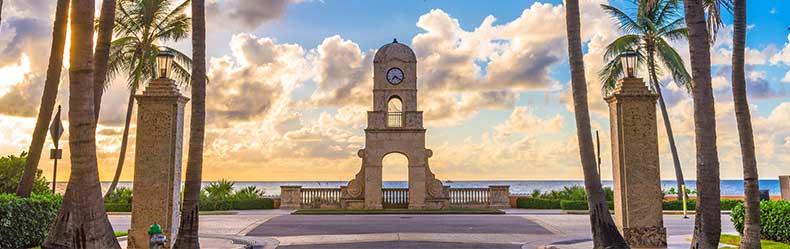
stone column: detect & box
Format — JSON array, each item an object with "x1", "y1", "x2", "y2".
[
  {"x1": 488, "y1": 185, "x2": 510, "y2": 209},
  {"x1": 605, "y1": 77, "x2": 667, "y2": 248},
  {"x1": 127, "y1": 78, "x2": 189, "y2": 249},
  {"x1": 780, "y1": 176, "x2": 790, "y2": 200},
  {"x1": 280, "y1": 186, "x2": 302, "y2": 209}
]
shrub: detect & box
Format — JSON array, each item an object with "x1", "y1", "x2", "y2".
[
  {"x1": 534, "y1": 186, "x2": 614, "y2": 202},
  {"x1": 233, "y1": 186, "x2": 264, "y2": 200},
  {"x1": 732, "y1": 201, "x2": 790, "y2": 244},
  {"x1": 104, "y1": 202, "x2": 132, "y2": 212},
  {"x1": 0, "y1": 193, "x2": 62, "y2": 248},
  {"x1": 559, "y1": 200, "x2": 614, "y2": 210},
  {"x1": 662, "y1": 199, "x2": 741, "y2": 211},
  {"x1": 104, "y1": 187, "x2": 133, "y2": 204},
  {"x1": 203, "y1": 179, "x2": 234, "y2": 200},
  {"x1": 0, "y1": 152, "x2": 50, "y2": 194},
  {"x1": 516, "y1": 197, "x2": 561, "y2": 209},
  {"x1": 199, "y1": 198, "x2": 275, "y2": 211}
]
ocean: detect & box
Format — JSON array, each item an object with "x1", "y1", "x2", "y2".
[{"x1": 54, "y1": 179, "x2": 782, "y2": 196}]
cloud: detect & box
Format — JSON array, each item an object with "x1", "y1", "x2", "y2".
[
  {"x1": 207, "y1": 0, "x2": 306, "y2": 30},
  {"x1": 495, "y1": 106, "x2": 565, "y2": 137},
  {"x1": 308, "y1": 35, "x2": 374, "y2": 107}
]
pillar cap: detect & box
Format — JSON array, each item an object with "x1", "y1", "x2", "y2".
[{"x1": 604, "y1": 78, "x2": 656, "y2": 102}]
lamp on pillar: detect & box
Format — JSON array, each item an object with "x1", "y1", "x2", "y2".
[
  {"x1": 620, "y1": 49, "x2": 639, "y2": 78},
  {"x1": 156, "y1": 50, "x2": 175, "y2": 79}
]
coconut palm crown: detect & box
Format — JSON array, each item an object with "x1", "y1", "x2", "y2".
[{"x1": 599, "y1": 0, "x2": 691, "y2": 94}]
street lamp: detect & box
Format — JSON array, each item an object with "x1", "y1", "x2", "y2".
[
  {"x1": 620, "y1": 49, "x2": 639, "y2": 78},
  {"x1": 156, "y1": 50, "x2": 175, "y2": 79}
]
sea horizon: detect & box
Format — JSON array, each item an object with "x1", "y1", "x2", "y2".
[{"x1": 50, "y1": 179, "x2": 783, "y2": 197}]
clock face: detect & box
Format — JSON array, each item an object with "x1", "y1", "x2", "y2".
[{"x1": 386, "y1": 68, "x2": 404, "y2": 85}]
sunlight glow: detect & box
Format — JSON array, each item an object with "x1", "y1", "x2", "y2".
[{"x1": 0, "y1": 54, "x2": 32, "y2": 96}]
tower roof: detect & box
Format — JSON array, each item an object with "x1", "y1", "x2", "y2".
[{"x1": 374, "y1": 39, "x2": 416, "y2": 63}]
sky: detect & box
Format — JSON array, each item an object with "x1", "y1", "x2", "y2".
[{"x1": 0, "y1": 0, "x2": 789, "y2": 182}]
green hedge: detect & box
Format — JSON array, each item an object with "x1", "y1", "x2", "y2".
[
  {"x1": 199, "y1": 198, "x2": 275, "y2": 211},
  {"x1": 662, "y1": 199, "x2": 743, "y2": 211},
  {"x1": 0, "y1": 194, "x2": 62, "y2": 248},
  {"x1": 732, "y1": 201, "x2": 790, "y2": 244},
  {"x1": 104, "y1": 202, "x2": 132, "y2": 212},
  {"x1": 559, "y1": 200, "x2": 614, "y2": 210},
  {"x1": 516, "y1": 197, "x2": 561, "y2": 209}
]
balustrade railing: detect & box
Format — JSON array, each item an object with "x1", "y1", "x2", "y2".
[
  {"x1": 387, "y1": 112, "x2": 403, "y2": 127},
  {"x1": 382, "y1": 188, "x2": 409, "y2": 208},
  {"x1": 301, "y1": 188, "x2": 341, "y2": 205},
  {"x1": 449, "y1": 188, "x2": 490, "y2": 204}
]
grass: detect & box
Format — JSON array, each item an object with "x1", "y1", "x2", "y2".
[
  {"x1": 720, "y1": 234, "x2": 790, "y2": 249},
  {"x1": 114, "y1": 231, "x2": 128, "y2": 237},
  {"x1": 107, "y1": 210, "x2": 238, "y2": 215},
  {"x1": 292, "y1": 208, "x2": 505, "y2": 215}
]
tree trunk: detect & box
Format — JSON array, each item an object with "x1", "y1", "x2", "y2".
[
  {"x1": 565, "y1": 1, "x2": 629, "y2": 248},
  {"x1": 16, "y1": 0, "x2": 69, "y2": 197},
  {"x1": 1, "y1": 0, "x2": 4, "y2": 26},
  {"x1": 42, "y1": 0, "x2": 120, "y2": 247},
  {"x1": 174, "y1": 0, "x2": 206, "y2": 247},
  {"x1": 646, "y1": 45, "x2": 686, "y2": 201},
  {"x1": 732, "y1": 0, "x2": 761, "y2": 248},
  {"x1": 103, "y1": 93, "x2": 134, "y2": 198},
  {"x1": 683, "y1": 0, "x2": 722, "y2": 248},
  {"x1": 93, "y1": 0, "x2": 116, "y2": 122}
]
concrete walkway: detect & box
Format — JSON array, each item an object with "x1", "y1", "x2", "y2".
[{"x1": 108, "y1": 209, "x2": 738, "y2": 249}]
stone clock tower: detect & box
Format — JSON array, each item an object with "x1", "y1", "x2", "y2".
[{"x1": 341, "y1": 39, "x2": 448, "y2": 210}]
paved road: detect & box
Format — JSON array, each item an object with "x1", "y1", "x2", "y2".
[
  {"x1": 246, "y1": 214, "x2": 551, "y2": 237},
  {"x1": 277, "y1": 241, "x2": 522, "y2": 249}
]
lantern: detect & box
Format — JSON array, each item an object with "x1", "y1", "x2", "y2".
[
  {"x1": 156, "y1": 50, "x2": 175, "y2": 79},
  {"x1": 620, "y1": 49, "x2": 639, "y2": 78}
]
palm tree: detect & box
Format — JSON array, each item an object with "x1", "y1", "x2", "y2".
[
  {"x1": 42, "y1": 0, "x2": 120, "y2": 247},
  {"x1": 1, "y1": 0, "x2": 4, "y2": 25},
  {"x1": 599, "y1": 0, "x2": 691, "y2": 201},
  {"x1": 15, "y1": 0, "x2": 70, "y2": 197},
  {"x1": 94, "y1": 0, "x2": 117, "y2": 122},
  {"x1": 103, "y1": 0, "x2": 192, "y2": 197},
  {"x1": 682, "y1": 0, "x2": 722, "y2": 248},
  {"x1": 730, "y1": 0, "x2": 760, "y2": 247},
  {"x1": 173, "y1": 0, "x2": 205, "y2": 247},
  {"x1": 565, "y1": 0, "x2": 629, "y2": 248}
]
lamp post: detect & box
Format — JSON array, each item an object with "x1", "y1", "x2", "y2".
[
  {"x1": 156, "y1": 50, "x2": 175, "y2": 79},
  {"x1": 620, "y1": 49, "x2": 639, "y2": 78}
]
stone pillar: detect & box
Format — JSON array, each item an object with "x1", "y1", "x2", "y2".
[
  {"x1": 128, "y1": 78, "x2": 189, "y2": 249},
  {"x1": 488, "y1": 185, "x2": 510, "y2": 209},
  {"x1": 780, "y1": 176, "x2": 790, "y2": 200},
  {"x1": 280, "y1": 186, "x2": 302, "y2": 209},
  {"x1": 605, "y1": 77, "x2": 667, "y2": 248}
]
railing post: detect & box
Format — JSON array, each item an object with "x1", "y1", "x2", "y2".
[
  {"x1": 280, "y1": 186, "x2": 302, "y2": 209},
  {"x1": 488, "y1": 185, "x2": 510, "y2": 209}
]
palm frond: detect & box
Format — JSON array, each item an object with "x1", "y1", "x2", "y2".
[
  {"x1": 603, "y1": 34, "x2": 642, "y2": 61},
  {"x1": 601, "y1": 4, "x2": 643, "y2": 34},
  {"x1": 655, "y1": 38, "x2": 692, "y2": 92}
]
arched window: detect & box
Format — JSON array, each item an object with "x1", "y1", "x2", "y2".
[{"x1": 387, "y1": 97, "x2": 402, "y2": 127}]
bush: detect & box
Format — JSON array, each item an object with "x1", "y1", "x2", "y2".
[
  {"x1": 104, "y1": 187, "x2": 133, "y2": 204},
  {"x1": 559, "y1": 200, "x2": 614, "y2": 210},
  {"x1": 232, "y1": 186, "x2": 265, "y2": 200},
  {"x1": 203, "y1": 179, "x2": 234, "y2": 200},
  {"x1": 199, "y1": 198, "x2": 275, "y2": 211},
  {"x1": 104, "y1": 202, "x2": 132, "y2": 212},
  {"x1": 732, "y1": 201, "x2": 790, "y2": 244},
  {"x1": 662, "y1": 199, "x2": 742, "y2": 211},
  {"x1": 0, "y1": 152, "x2": 50, "y2": 194},
  {"x1": 516, "y1": 197, "x2": 561, "y2": 209},
  {"x1": 0, "y1": 193, "x2": 62, "y2": 248},
  {"x1": 534, "y1": 186, "x2": 614, "y2": 202}
]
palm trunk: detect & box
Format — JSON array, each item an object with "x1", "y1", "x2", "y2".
[
  {"x1": 103, "y1": 93, "x2": 134, "y2": 198},
  {"x1": 16, "y1": 0, "x2": 69, "y2": 197},
  {"x1": 683, "y1": 0, "x2": 722, "y2": 248},
  {"x1": 646, "y1": 45, "x2": 686, "y2": 201},
  {"x1": 174, "y1": 0, "x2": 206, "y2": 247},
  {"x1": 565, "y1": 1, "x2": 629, "y2": 248},
  {"x1": 1, "y1": 0, "x2": 4, "y2": 25},
  {"x1": 42, "y1": 0, "x2": 120, "y2": 247},
  {"x1": 732, "y1": 0, "x2": 761, "y2": 247},
  {"x1": 93, "y1": 0, "x2": 117, "y2": 122}
]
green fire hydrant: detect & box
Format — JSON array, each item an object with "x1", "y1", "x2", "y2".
[{"x1": 148, "y1": 223, "x2": 167, "y2": 249}]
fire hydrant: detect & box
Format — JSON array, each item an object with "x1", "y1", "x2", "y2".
[{"x1": 148, "y1": 223, "x2": 167, "y2": 249}]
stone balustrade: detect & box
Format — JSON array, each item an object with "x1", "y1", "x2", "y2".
[{"x1": 281, "y1": 185, "x2": 510, "y2": 209}]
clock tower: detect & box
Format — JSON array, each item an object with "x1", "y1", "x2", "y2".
[{"x1": 341, "y1": 39, "x2": 448, "y2": 209}]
